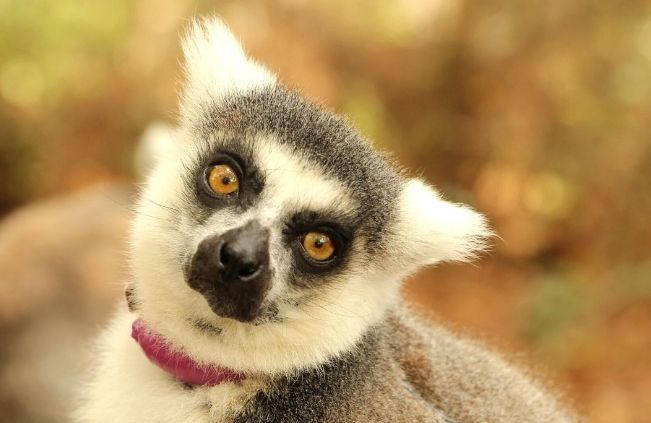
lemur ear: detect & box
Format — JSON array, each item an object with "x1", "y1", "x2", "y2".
[
  {"x1": 179, "y1": 18, "x2": 276, "y2": 124},
  {"x1": 391, "y1": 179, "x2": 492, "y2": 268}
]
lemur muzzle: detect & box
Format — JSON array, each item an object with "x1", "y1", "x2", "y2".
[{"x1": 186, "y1": 220, "x2": 271, "y2": 322}]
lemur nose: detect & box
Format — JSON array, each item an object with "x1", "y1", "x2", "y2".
[
  {"x1": 213, "y1": 220, "x2": 269, "y2": 283},
  {"x1": 186, "y1": 220, "x2": 271, "y2": 322},
  {"x1": 218, "y1": 239, "x2": 263, "y2": 280}
]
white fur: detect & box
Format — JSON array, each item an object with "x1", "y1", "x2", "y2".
[
  {"x1": 179, "y1": 18, "x2": 276, "y2": 126},
  {"x1": 392, "y1": 179, "x2": 492, "y2": 269},
  {"x1": 76, "y1": 19, "x2": 492, "y2": 423},
  {"x1": 75, "y1": 132, "x2": 402, "y2": 421},
  {"x1": 130, "y1": 134, "x2": 394, "y2": 376},
  {"x1": 75, "y1": 307, "x2": 267, "y2": 423},
  {"x1": 133, "y1": 121, "x2": 176, "y2": 178}
]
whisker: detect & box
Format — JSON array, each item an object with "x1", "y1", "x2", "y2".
[
  {"x1": 301, "y1": 297, "x2": 369, "y2": 320},
  {"x1": 97, "y1": 189, "x2": 132, "y2": 210},
  {"x1": 132, "y1": 221, "x2": 177, "y2": 230},
  {"x1": 141, "y1": 197, "x2": 182, "y2": 213},
  {"x1": 131, "y1": 209, "x2": 178, "y2": 223}
]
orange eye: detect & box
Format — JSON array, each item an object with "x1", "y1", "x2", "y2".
[
  {"x1": 207, "y1": 164, "x2": 239, "y2": 196},
  {"x1": 302, "y1": 232, "x2": 336, "y2": 261}
]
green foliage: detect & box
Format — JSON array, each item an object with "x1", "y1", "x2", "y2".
[{"x1": 524, "y1": 272, "x2": 586, "y2": 342}]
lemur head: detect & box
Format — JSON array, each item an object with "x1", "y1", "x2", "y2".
[{"x1": 130, "y1": 19, "x2": 490, "y2": 375}]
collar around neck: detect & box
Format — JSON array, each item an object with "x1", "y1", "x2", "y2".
[{"x1": 131, "y1": 317, "x2": 243, "y2": 387}]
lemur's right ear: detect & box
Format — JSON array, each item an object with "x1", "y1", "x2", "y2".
[
  {"x1": 389, "y1": 178, "x2": 492, "y2": 272},
  {"x1": 179, "y1": 18, "x2": 276, "y2": 125}
]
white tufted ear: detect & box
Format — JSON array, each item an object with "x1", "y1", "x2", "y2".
[
  {"x1": 179, "y1": 18, "x2": 276, "y2": 124},
  {"x1": 391, "y1": 179, "x2": 492, "y2": 269}
]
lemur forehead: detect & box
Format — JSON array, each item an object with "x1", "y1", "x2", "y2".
[
  {"x1": 190, "y1": 87, "x2": 402, "y2": 249},
  {"x1": 253, "y1": 135, "x2": 357, "y2": 213}
]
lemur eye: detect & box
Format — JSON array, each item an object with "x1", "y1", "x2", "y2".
[
  {"x1": 302, "y1": 232, "x2": 336, "y2": 261},
  {"x1": 207, "y1": 164, "x2": 239, "y2": 196}
]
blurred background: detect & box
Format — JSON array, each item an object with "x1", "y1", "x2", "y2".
[{"x1": 1, "y1": 0, "x2": 650, "y2": 422}]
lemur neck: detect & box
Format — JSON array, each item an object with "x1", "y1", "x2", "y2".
[{"x1": 131, "y1": 318, "x2": 244, "y2": 386}]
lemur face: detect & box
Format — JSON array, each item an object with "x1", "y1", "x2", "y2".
[
  {"x1": 171, "y1": 86, "x2": 408, "y2": 325},
  {"x1": 134, "y1": 89, "x2": 403, "y2": 326},
  {"x1": 182, "y1": 135, "x2": 376, "y2": 323},
  {"x1": 128, "y1": 19, "x2": 490, "y2": 374}
]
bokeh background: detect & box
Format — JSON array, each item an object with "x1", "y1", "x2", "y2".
[{"x1": 1, "y1": 0, "x2": 650, "y2": 422}]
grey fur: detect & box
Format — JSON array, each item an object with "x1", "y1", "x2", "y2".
[
  {"x1": 76, "y1": 21, "x2": 580, "y2": 423},
  {"x1": 232, "y1": 305, "x2": 578, "y2": 422},
  {"x1": 154, "y1": 83, "x2": 579, "y2": 421},
  {"x1": 187, "y1": 86, "x2": 401, "y2": 252}
]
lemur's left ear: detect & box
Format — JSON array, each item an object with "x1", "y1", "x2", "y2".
[
  {"x1": 179, "y1": 18, "x2": 276, "y2": 125},
  {"x1": 391, "y1": 179, "x2": 492, "y2": 269}
]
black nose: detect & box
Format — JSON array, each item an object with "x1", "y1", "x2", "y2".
[
  {"x1": 217, "y1": 223, "x2": 268, "y2": 281},
  {"x1": 186, "y1": 220, "x2": 271, "y2": 322}
]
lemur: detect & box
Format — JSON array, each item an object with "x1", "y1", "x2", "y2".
[{"x1": 75, "y1": 19, "x2": 578, "y2": 423}]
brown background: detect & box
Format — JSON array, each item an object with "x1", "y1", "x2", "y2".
[{"x1": 1, "y1": 1, "x2": 650, "y2": 422}]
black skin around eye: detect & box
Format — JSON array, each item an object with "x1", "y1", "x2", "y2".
[
  {"x1": 186, "y1": 142, "x2": 264, "y2": 225},
  {"x1": 283, "y1": 212, "x2": 353, "y2": 274},
  {"x1": 194, "y1": 149, "x2": 263, "y2": 211}
]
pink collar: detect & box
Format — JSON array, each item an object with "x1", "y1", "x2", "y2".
[{"x1": 131, "y1": 318, "x2": 243, "y2": 386}]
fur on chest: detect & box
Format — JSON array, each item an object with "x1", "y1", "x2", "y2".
[{"x1": 76, "y1": 311, "x2": 265, "y2": 423}]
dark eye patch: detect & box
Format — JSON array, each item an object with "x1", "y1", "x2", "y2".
[
  {"x1": 192, "y1": 139, "x2": 265, "y2": 212},
  {"x1": 282, "y1": 211, "x2": 354, "y2": 275}
]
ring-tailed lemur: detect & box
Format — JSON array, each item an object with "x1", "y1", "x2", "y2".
[{"x1": 75, "y1": 18, "x2": 578, "y2": 423}]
